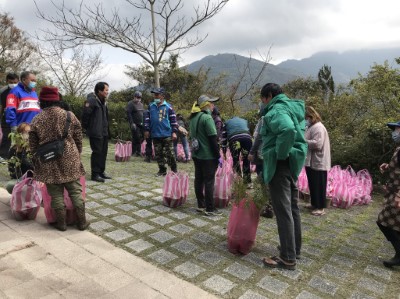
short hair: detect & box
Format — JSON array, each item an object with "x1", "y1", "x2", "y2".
[
  {"x1": 94, "y1": 82, "x2": 109, "y2": 95},
  {"x1": 17, "y1": 123, "x2": 30, "y2": 134},
  {"x1": 6, "y1": 73, "x2": 18, "y2": 81},
  {"x1": 40, "y1": 100, "x2": 62, "y2": 110},
  {"x1": 260, "y1": 83, "x2": 283, "y2": 99},
  {"x1": 306, "y1": 106, "x2": 322, "y2": 124},
  {"x1": 20, "y1": 71, "x2": 33, "y2": 81}
]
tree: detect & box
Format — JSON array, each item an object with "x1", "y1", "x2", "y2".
[
  {"x1": 37, "y1": 39, "x2": 104, "y2": 97},
  {"x1": 318, "y1": 64, "x2": 335, "y2": 103},
  {"x1": 0, "y1": 13, "x2": 37, "y2": 82},
  {"x1": 35, "y1": 0, "x2": 230, "y2": 87}
]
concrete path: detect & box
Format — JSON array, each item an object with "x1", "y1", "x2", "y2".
[{"x1": 0, "y1": 188, "x2": 217, "y2": 299}]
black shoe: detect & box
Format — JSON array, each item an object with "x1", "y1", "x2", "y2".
[
  {"x1": 144, "y1": 156, "x2": 151, "y2": 163},
  {"x1": 155, "y1": 171, "x2": 167, "y2": 177},
  {"x1": 91, "y1": 174, "x2": 105, "y2": 183},
  {"x1": 383, "y1": 255, "x2": 400, "y2": 268},
  {"x1": 204, "y1": 209, "x2": 223, "y2": 216},
  {"x1": 100, "y1": 173, "x2": 112, "y2": 179}
]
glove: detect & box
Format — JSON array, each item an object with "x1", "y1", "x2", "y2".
[
  {"x1": 131, "y1": 123, "x2": 137, "y2": 131},
  {"x1": 11, "y1": 126, "x2": 17, "y2": 133},
  {"x1": 218, "y1": 157, "x2": 223, "y2": 168}
]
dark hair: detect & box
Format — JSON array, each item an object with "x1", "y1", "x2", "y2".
[
  {"x1": 6, "y1": 73, "x2": 18, "y2": 81},
  {"x1": 20, "y1": 71, "x2": 33, "y2": 81},
  {"x1": 260, "y1": 83, "x2": 283, "y2": 99},
  {"x1": 40, "y1": 101, "x2": 62, "y2": 109},
  {"x1": 94, "y1": 82, "x2": 109, "y2": 95}
]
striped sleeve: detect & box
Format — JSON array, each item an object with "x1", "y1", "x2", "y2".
[{"x1": 168, "y1": 106, "x2": 178, "y2": 133}]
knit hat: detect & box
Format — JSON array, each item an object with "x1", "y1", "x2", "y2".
[{"x1": 39, "y1": 86, "x2": 60, "y2": 102}]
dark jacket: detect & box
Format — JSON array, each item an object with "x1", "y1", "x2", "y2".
[
  {"x1": 144, "y1": 101, "x2": 178, "y2": 138},
  {"x1": 8, "y1": 146, "x2": 33, "y2": 179},
  {"x1": 81, "y1": 92, "x2": 109, "y2": 138},
  {"x1": 1, "y1": 86, "x2": 11, "y2": 128},
  {"x1": 126, "y1": 100, "x2": 144, "y2": 126}
]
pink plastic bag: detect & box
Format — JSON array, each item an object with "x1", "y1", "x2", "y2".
[
  {"x1": 162, "y1": 171, "x2": 189, "y2": 208},
  {"x1": 10, "y1": 171, "x2": 41, "y2": 220},
  {"x1": 141, "y1": 140, "x2": 155, "y2": 158},
  {"x1": 214, "y1": 162, "x2": 234, "y2": 208},
  {"x1": 297, "y1": 167, "x2": 309, "y2": 194},
  {"x1": 331, "y1": 181, "x2": 357, "y2": 208},
  {"x1": 115, "y1": 141, "x2": 131, "y2": 162},
  {"x1": 41, "y1": 176, "x2": 86, "y2": 224},
  {"x1": 227, "y1": 199, "x2": 260, "y2": 255}
]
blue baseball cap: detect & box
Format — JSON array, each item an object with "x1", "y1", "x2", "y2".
[
  {"x1": 151, "y1": 87, "x2": 165, "y2": 94},
  {"x1": 387, "y1": 121, "x2": 400, "y2": 130}
]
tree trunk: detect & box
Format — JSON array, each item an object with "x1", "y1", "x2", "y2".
[{"x1": 150, "y1": 1, "x2": 160, "y2": 88}]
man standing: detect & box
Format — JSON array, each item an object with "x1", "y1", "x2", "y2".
[
  {"x1": 0, "y1": 73, "x2": 19, "y2": 158},
  {"x1": 144, "y1": 87, "x2": 177, "y2": 176},
  {"x1": 259, "y1": 83, "x2": 307, "y2": 270},
  {"x1": 82, "y1": 82, "x2": 111, "y2": 183},
  {"x1": 5, "y1": 71, "x2": 40, "y2": 131},
  {"x1": 126, "y1": 91, "x2": 144, "y2": 156}
]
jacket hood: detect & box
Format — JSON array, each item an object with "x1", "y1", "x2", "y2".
[{"x1": 267, "y1": 94, "x2": 305, "y2": 124}]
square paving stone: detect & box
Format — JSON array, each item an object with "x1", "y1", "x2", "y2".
[
  {"x1": 102, "y1": 198, "x2": 121, "y2": 205},
  {"x1": 125, "y1": 239, "x2": 154, "y2": 253},
  {"x1": 272, "y1": 267, "x2": 303, "y2": 280},
  {"x1": 111, "y1": 183, "x2": 126, "y2": 188},
  {"x1": 241, "y1": 252, "x2": 264, "y2": 268},
  {"x1": 136, "y1": 199, "x2": 155, "y2": 207},
  {"x1": 151, "y1": 205, "x2": 171, "y2": 213},
  {"x1": 169, "y1": 211, "x2": 189, "y2": 220},
  {"x1": 308, "y1": 276, "x2": 338, "y2": 296},
  {"x1": 90, "y1": 220, "x2": 114, "y2": 232},
  {"x1": 116, "y1": 204, "x2": 137, "y2": 211},
  {"x1": 223, "y1": 262, "x2": 255, "y2": 280},
  {"x1": 257, "y1": 275, "x2": 289, "y2": 295},
  {"x1": 85, "y1": 187, "x2": 93, "y2": 193},
  {"x1": 302, "y1": 245, "x2": 322, "y2": 257},
  {"x1": 113, "y1": 177, "x2": 130, "y2": 181},
  {"x1": 106, "y1": 189, "x2": 126, "y2": 196},
  {"x1": 149, "y1": 231, "x2": 176, "y2": 243},
  {"x1": 188, "y1": 218, "x2": 209, "y2": 227},
  {"x1": 95, "y1": 208, "x2": 118, "y2": 216},
  {"x1": 169, "y1": 224, "x2": 193, "y2": 234},
  {"x1": 130, "y1": 222, "x2": 155, "y2": 233},
  {"x1": 296, "y1": 255, "x2": 314, "y2": 267},
  {"x1": 151, "y1": 188, "x2": 163, "y2": 194},
  {"x1": 210, "y1": 225, "x2": 226, "y2": 236},
  {"x1": 147, "y1": 249, "x2": 178, "y2": 265},
  {"x1": 295, "y1": 290, "x2": 322, "y2": 299},
  {"x1": 191, "y1": 232, "x2": 215, "y2": 244},
  {"x1": 92, "y1": 185, "x2": 112, "y2": 191},
  {"x1": 197, "y1": 251, "x2": 226, "y2": 266},
  {"x1": 85, "y1": 201, "x2": 102, "y2": 209},
  {"x1": 120, "y1": 194, "x2": 136, "y2": 201},
  {"x1": 357, "y1": 277, "x2": 386, "y2": 295},
  {"x1": 339, "y1": 245, "x2": 362, "y2": 258},
  {"x1": 239, "y1": 290, "x2": 268, "y2": 299},
  {"x1": 350, "y1": 291, "x2": 376, "y2": 299},
  {"x1": 346, "y1": 237, "x2": 369, "y2": 249},
  {"x1": 137, "y1": 191, "x2": 154, "y2": 198},
  {"x1": 319, "y1": 264, "x2": 349, "y2": 280},
  {"x1": 123, "y1": 187, "x2": 140, "y2": 193},
  {"x1": 329, "y1": 254, "x2": 354, "y2": 268},
  {"x1": 153, "y1": 195, "x2": 163, "y2": 201},
  {"x1": 111, "y1": 215, "x2": 135, "y2": 224},
  {"x1": 174, "y1": 261, "x2": 206, "y2": 278},
  {"x1": 133, "y1": 209, "x2": 155, "y2": 218},
  {"x1": 89, "y1": 193, "x2": 108, "y2": 200},
  {"x1": 105, "y1": 229, "x2": 133, "y2": 241},
  {"x1": 203, "y1": 275, "x2": 236, "y2": 295},
  {"x1": 150, "y1": 216, "x2": 173, "y2": 226},
  {"x1": 170, "y1": 240, "x2": 198, "y2": 254},
  {"x1": 364, "y1": 265, "x2": 392, "y2": 281}
]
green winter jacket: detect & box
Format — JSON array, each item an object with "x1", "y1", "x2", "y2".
[{"x1": 260, "y1": 94, "x2": 307, "y2": 184}]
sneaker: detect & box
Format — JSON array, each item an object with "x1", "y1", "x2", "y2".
[
  {"x1": 204, "y1": 209, "x2": 223, "y2": 216},
  {"x1": 155, "y1": 171, "x2": 167, "y2": 177},
  {"x1": 195, "y1": 207, "x2": 205, "y2": 213}
]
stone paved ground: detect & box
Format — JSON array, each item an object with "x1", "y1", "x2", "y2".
[{"x1": 1, "y1": 141, "x2": 400, "y2": 298}]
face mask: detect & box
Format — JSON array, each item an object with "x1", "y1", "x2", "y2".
[
  {"x1": 8, "y1": 83, "x2": 17, "y2": 89},
  {"x1": 28, "y1": 81, "x2": 37, "y2": 89},
  {"x1": 154, "y1": 99, "x2": 161, "y2": 104},
  {"x1": 392, "y1": 130, "x2": 400, "y2": 143},
  {"x1": 305, "y1": 120, "x2": 311, "y2": 127}
]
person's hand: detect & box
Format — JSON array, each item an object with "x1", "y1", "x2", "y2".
[
  {"x1": 11, "y1": 126, "x2": 17, "y2": 133},
  {"x1": 144, "y1": 131, "x2": 149, "y2": 139},
  {"x1": 248, "y1": 154, "x2": 254, "y2": 163},
  {"x1": 172, "y1": 132, "x2": 177, "y2": 141},
  {"x1": 380, "y1": 163, "x2": 389, "y2": 174}
]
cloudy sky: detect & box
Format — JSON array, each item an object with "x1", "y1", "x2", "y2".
[{"x1": 1, "y1": 0, "x2": 400, "y2": 90}]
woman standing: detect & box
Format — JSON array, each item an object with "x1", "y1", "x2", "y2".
[
  {"x1": 304, "y1": 106, "x2": 331, "y2": 216},
  {"x1": 377, "y1": 121, "x2": 400, "y2": 268}
]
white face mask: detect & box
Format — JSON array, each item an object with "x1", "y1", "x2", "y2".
[{"x1": 8, "y1": 83, "x2": 17, "y2": 89}]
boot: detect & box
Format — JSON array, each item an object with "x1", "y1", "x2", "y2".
[
  {"x1": 53, "y1": 209, "x2": 67, "y2": 231},
  {"x1": 75, "y1": 205, "x2": 90, "y2": 231},
  {"x1": 383, "y1": 253, "x2": 400, "y2": 268}
]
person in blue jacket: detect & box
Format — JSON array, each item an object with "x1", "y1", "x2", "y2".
[
  {"x1": 5, "y1": 71, "x2": 40, "y2": 131},
  {"x1": 144, "y1": 87, "x2": 178, "y2": 176}
]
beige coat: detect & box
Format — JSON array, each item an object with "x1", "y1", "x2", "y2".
[
  {"x1": 304, "y1": 121, "x2": 331, "y2": 171},
  {"x1": 29, "y1": 106, "x2": 85, "y2": 184}
]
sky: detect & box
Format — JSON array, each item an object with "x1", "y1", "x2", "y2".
[{"x1": 1, "y1": 0, "x2": 400, "y2": 91}]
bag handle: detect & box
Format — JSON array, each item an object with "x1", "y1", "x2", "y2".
[
  {"x1": 192, "y1": 113, "x2": 204, "y2": 139},
  {"x1": 62, "y1": 111, "x2": 71, "y2": 139}
]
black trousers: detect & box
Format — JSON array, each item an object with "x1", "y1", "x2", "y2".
[
  {"x1": 145, "y1": 137, "x2": 153, "y2": 157},
  {"x1": 305, "y1": 167, "x2": 327, "y2": 209},
  {"x1": 377, "y1": 222, "x2": 400, "y2": 255},
  {"x1": 89, "y1": 136, "x2": 108, "y2": 175},
  {"x1": 131, "y1": 125, "x2": 143, "y2": 155},
  {"x1": 0, "y1": 126, "x2": 11, "y2": 157},
  {"x1": 193, "y1": 158, "x2": 218, "y2": 212}
]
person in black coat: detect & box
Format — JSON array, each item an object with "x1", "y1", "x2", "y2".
[{"x1": 126, "y1": 91, "x2": 144, "y2": 156}]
